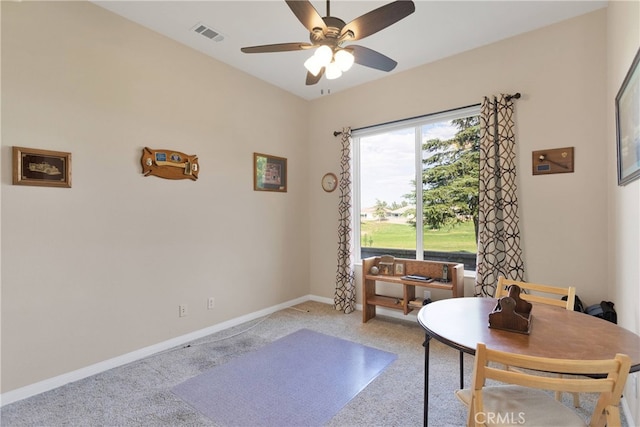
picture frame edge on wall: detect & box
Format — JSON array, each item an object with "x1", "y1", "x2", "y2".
[
  {"x1": 615, "y1": 46, "x2": 640, "y2": 186},
  {"x1": 12, "y1": 146, "x2": 72, "y2": 188}
]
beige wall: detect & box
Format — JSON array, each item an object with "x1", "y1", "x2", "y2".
[
  {"x1": 607, "y1": 0, "x2": 640, "y2": 421},
  {"x1": 1, "y1": 1, "x2": 310, "y2": 393},
  {"x1": 2, "y1": 2, "x2": 639, "y2": 424},
  {"x1": 310, "y1": 9, "x2": 610, "y2": 304}
]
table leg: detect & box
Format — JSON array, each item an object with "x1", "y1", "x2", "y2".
[
  {"x1": 459, "y1": 350, "x2": 464, "y2": 389},
  {"x1": 423, "y1": 333, "x2": 431, "y2": 427}
]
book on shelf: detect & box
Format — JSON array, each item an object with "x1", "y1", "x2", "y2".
[{"x1": 401, "y1": 275, "x2": 434, "y2": 282}]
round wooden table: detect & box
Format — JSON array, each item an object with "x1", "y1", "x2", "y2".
[{"x1": 417, "y1": 297, "x2": 640, "y2": 426}]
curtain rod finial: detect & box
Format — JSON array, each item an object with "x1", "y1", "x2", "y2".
[{"x1": 333, "y1": 131, "x2": 342, "y2": 137}]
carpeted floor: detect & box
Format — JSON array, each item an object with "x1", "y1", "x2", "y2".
[{"x1": 0, "y1": 301, "x2": 625, "y2": 426}]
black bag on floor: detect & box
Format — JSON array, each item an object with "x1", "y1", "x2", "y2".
[
  {"x1": 562, "y1": 295, "x2": 585, "y2": 313},
  {"x1": 585, "y1": 301, "x2": 617, "y2": 324}
]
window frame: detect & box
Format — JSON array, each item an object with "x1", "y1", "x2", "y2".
[{"x1": 352, "y1": 104, "x2": 481, "y2": 266}]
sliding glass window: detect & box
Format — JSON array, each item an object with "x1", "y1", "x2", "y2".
[{"x1": 353, "y1": 105, "x2": 480, "y2": 270}]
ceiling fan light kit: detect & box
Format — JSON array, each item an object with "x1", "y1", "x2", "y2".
[
  {"x1": 304, "y1": 46, "x2": 354, "y2": 77},
  {"x1": 315, "y1": 45, "x2": 333, "y2": 65},
  {"x1": 241, "y1": 0, "x2": 415, "y2": 86},
  {"x1": 304, "y1": 45, "x2": 332, "y2": 76},
  {"x1": 334, "y1": 49, "x2": 354, "y2": 71},
  {"x1": 325, "y1": 61, "x2": 342, "y2": 80},
  {"x1": 304, "y1": 56, "x2": 324, "y2": 77}
]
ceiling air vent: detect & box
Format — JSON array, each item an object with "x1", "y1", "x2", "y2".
[{"x1": 192, "y1": 23, "x2": 224, "y2": 42}]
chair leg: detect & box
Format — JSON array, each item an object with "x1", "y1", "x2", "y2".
[
  {"x1": 605, "y1": 406, "x2": 621, "y2": 426},
  {"x1": 572, "y1": 392, "x2": 580, "y2": 408},
  {"x1": 554, "y1": 376, "x2": 580, "y2": 407},
  {"x1": 466, "y1": 395, "x2": 475, "y2": 427}
]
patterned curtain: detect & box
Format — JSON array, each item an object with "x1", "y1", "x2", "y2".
[
  {"x1": 334, "y1": 127, "x2": 356, "y2": 313},
  {"x1": 475, "y1": 95, "x2": 525, "y2": 297}
]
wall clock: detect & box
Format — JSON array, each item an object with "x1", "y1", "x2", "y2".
[{"x1": 321, "y1": 172, "x2": 338, "y2": 192}]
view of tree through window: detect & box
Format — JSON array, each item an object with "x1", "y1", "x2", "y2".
[{"x1": 354, "y1": 106, "x2": 480, "y2": 270}]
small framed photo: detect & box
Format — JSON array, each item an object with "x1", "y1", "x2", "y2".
[
  {"x1": 394, "y1": 262, "x2": 405, "y2": 276},
  {"x1": 379, "y1": 263, "x2": 392, "y2": 275},
  {"x1": 13, "y1": 146, "x2": 71, "y2": 188},
  {"x1": 615, "y1": 46, "x2": 640, "y2": 186},
  {"x1": 254, "y1": 152, "x2": 287, "y2": 192}
]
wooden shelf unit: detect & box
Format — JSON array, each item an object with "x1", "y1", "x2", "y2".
[{"x1": 362, "y1": 256, "x2": 464, "y2": 323}]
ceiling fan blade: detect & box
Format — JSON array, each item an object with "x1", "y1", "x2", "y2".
[
  {"x1": 349, "y1": 45, "x2": 397, "y2": 72},
  {"x1": 241, "y1": 42, "x2": 313, "y2": 54},
  {"x1": 306, "y1": 68, "x2": 325, "y2": 86},
  {"x1": 285, "y1": 0, "x2": 327, "y2": 34},
  {"x1": 340, "y1": 1, "x2": 415, "y2": 41}
]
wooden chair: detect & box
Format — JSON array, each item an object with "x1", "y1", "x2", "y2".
[
  {"x1": 455, "y1": 343, "x2": 631, "y2": 427},
  {"x1": 494, "y1": 276, "x2": 576, "y2": 310},
  {"x1": 495, "y1": 276, "x2": 580, "y2": 406}
]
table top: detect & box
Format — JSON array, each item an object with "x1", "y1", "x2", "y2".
[{"x1": 417, "y1": 297, "x2": 640, "y2": 372}]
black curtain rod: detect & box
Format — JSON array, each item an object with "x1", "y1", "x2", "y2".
[
  {"x1": 333, "y1": 103, "x2": 478, "y2": 136},
  {"x1": 333, "y1": 93, "x2": 521, "y2": 137}
]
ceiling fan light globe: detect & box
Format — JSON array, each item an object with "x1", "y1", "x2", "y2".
[
  {"x1": 325, "y1": 61, "x2": 342, "y2": 80},
  {"x1": 334, "y1": 49, "x2": 354, "y2": 72},
  {"x1": 314, "y1": 45, "x2": 333, "y2": 67},
  {"x1": 304, "y1": 55, "x2": 323, "y2": 76}
]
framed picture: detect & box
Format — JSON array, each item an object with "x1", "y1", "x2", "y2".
[
  {"x1": 12, "y1": 146, "x2": 72, "y2": 188},
  {"x1": 615, "y1": 46, "x2": 640, "y2": 186},
  {"x1": 254, "y1": 152, "x2": 287, "y2": 192},
  {"x1": 379, "y1": 264, "x2": 392, "y2": 275},
  {"x1": 394, "y1": 262, "x2": 405, "y2": 276}
]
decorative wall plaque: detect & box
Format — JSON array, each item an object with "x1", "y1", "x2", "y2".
[
  {"x1": 532, "y1": 147, "x2": 574, "y2": 175},
  {"x1": 141, "y1": 147, "x2": 199, "y2": 181}
]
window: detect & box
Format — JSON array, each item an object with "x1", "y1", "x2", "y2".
[{"x1": 353, "y1": 105, "x2": 480, "y2": 270}]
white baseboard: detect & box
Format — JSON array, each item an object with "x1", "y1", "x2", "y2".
[
  {"x1": 0, "y1": 295, "x2": 312, "y2": 407},
  {"x1": 307, "y1": 294, "x2": 334, "y2": 305}
]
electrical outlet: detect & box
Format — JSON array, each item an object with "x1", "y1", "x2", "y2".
[
  {"x1": 207, "y1": 297, "x2": 215, "y2": 310},
  {"x1": 179, "y1": 304, "x2": 187, "y2": 317},
  {"x1": 423, "y1": 290, "x2": 431, "y2": 300}
]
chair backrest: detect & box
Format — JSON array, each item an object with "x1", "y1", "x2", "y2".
[
  {"x1": 470, "y1": 343, "x2": 631, "y2": 427},
  {"x1": 494, "y1": 276, "x2": 576, "y2": 310}
]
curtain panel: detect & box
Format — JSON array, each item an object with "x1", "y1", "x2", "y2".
[
  {"x1": 475, "y1": 95, "x2": 525, "y2": 297},
  {"x1": 334, "y1": 127, "x2": 356, "y2": 313}
]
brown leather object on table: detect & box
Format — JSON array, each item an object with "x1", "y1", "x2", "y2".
[
  {"x1": 507, "y1": 284, "x2": 532, "y2": 315},
  {"x1": 489, "y1": 296, "x2": 532, "y2": 334}
]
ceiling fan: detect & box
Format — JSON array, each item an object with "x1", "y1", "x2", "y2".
[{"x1": 240, "y1": 0, "x2": 415, "y2": 86}]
